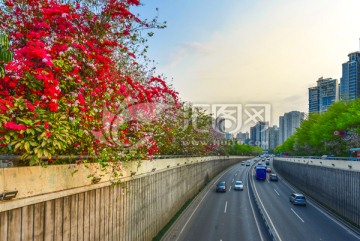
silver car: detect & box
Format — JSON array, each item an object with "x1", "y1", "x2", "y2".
[
  {"x1": 234, "y1": 181, "x2": 244, "y2": 191},
  {"x1": 289, "y1": 193, "x2": 307, "y2": 206}
]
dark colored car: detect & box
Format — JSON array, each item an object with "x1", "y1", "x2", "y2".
[
  {"x1": 216, "y1": 181, "x2": 227, "y2": 192},
  {"x1": 269, "y1": 174, "x2": 278, "y2": 181},
  {"x1": 289, "y1": 193, "x2": 307, "y2": 206}
]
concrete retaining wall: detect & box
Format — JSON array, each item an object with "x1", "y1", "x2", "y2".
[
  {"x1": 0, "y1": 156, "x2": 250, "y2": 241},
  {"x1": 273, "y1": 158, "x2": 360, "y2": 228}
]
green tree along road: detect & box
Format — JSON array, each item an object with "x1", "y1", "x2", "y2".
[
  {"x1": 227, "y1": 142, "x2": 263, "y2": 156},
  {"x1": 275, "y1": 99, "x2": 360, "y2": 156}
]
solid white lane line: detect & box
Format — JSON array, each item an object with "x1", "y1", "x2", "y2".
[
  {"x1": 224, "y1": 201, "x2": 228, "y2": 213},
  {"x1": 252, "y1": 169, "x2": 283, "y2": 241},
  {"x1": 277, "y1": 174, "x2": 360, "y2": 240},
  {"x1": 247, "y1": 173, "x2": 265, "y2": 241},
  {"x1": 291, "y1": 208, "x2": 305, "y2": 223},
  {"x1": 274, "y1": 189, "x2": 280, "y2": 196},
  {"x1": 313, "y1": 207, "x2": 360, "y2": 240},
  {"x1": 176, "y1": 166, "x2": 236, "y2": 241}
]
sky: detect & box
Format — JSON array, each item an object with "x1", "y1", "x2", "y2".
[{"x1": 132, "y1": 0, "x2": 360, "y2": 132}]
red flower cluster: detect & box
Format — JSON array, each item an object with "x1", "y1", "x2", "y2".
[
  {"x1": 3, "y1": 122, "x2": 27, "y2": 131},
  {"x1": 0, "y1": 0, "x2": 180, "y2": 160}
]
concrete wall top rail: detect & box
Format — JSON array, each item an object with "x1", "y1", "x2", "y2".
[
  {"x1": 275, "y1": 157, "x2": 360, "y2": 172},
  {"x1": 0, "y1": 155, "x2": 251, "y2": 212}
]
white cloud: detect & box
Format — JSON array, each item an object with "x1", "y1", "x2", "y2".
[
  {"x1": 148, "y1": 0, "x2": 360, "y2": 128},
  {"x1": 168, "y1": 41, "x2": 215, "y2": 68}
]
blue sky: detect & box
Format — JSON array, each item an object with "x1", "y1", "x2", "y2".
[{"x1": 132, "y1": 0, "x2": 360, "y2": 131}]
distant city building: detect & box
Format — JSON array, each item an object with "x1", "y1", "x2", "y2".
[
  {"x1": 250, "y1": 126, "x2": 256, "y2": 145},
  {"x1": 278, "y1": 111, "x2": 304, "y2": 145},
  {"x1": 309, "y1": 77, "x2": 338, "y2": 113},
  {"x1": 278, "y1": 116, "x2": 285, "y2": 145},
  {"x1": 308, "y1": 87, "x2": 319, "y2": 113},
  {"x1": 250, "y1": 121, "x2": 268, "y2": 149},
  {"x1": 266, "y1": 126, "x2": 279, "y2": 150},
  {"x1": 340, "y1": 51, "x2": 360, "y2": 100},
  {"x1": 225, "y1": 132, "x2": 233, "y2": 140},
  {"x1": 236, "y1": 132, "x2": 249, "y2": 143},
  {"x1": 318, "y1": 78, "x2": 339, "y2": 112}
]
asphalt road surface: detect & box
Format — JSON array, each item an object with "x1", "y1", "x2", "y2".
[{"x1": 162, "y1": 158, "x2": 360, "y2": 241}]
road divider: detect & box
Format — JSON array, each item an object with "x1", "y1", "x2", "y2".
[{"x1": 248, "y1": 163, "x2": 280, "y2": 241}]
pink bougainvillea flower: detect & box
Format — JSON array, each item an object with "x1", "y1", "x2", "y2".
[{"x1": 3, "y1": 122, "x2": 27, "y2": 131}]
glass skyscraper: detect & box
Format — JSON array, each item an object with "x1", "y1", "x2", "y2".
[
  {"x1": 308, "y1": 77, "x2": 338, "y2": 113},
  {"x1": 308, "y1": 86, "x2": 319, "y2": 113},
  {"x1": 278, "y1": 111, "x2": 304, "y2": 145},
  {"x1": 340, "y1": 51, "x2": 360, "y2": 100}
]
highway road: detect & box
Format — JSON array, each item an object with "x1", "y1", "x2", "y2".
[
  {"x1": 162, "y1": 157, "x2": 360, "y2": 241},
  {"x1": 163, "y1": 158, "x2": 270, "y2": 241},
  {"x1": 251, "y1": 158, "x2": 360, "y2": 241}
]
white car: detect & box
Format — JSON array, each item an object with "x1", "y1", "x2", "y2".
[{"x1": 234, "y1": 181, "x2": 244, "y2": 191}]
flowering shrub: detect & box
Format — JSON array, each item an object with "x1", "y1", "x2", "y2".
[
  {"x1": 0, "y1": 0, "x2": 179, "y2": 165},
  {"x1": 0, "y1": 0, "x2": 223, "y2": 176}
]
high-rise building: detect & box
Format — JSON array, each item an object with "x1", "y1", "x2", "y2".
[
  {"x1": 308, "y1": 77, "x2": 338, "y2": 113},
  {"x1": 278, "y1": 116, "x2": 285, "y2": 145},
  {"x1": 308, "y1": 87, "x2": 319, "y2": 113},
  {"x1": 250, "y1": 121, "x2": 268, "y2": 148},
  {"x1": 250, "y1": 126, "x2": 256, "y2": 146},
  {"x1": 266, "y1": 126, "x2": 279, "y2": 150},
  {"x1": 318, "y1": 77, "x2": 338, "y2": 112},
  {"x1": 340, "y1": 51, "x2": 360, "y2": 100},
  {"x1": 278, "y1": 111, "x2": 304, "y2": 144}
]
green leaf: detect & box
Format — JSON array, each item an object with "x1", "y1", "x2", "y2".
[
  {"x1": 14, "y1": 142, "x2": 22, "y2": 151},
  {"x1": 43, "y1": 149, "x2": 50, "y2": 158},
  {"x1": 30, "y1": 141, "x2": 38, "y2": 147},
  {"x1": 24, "y1": 142, "x2": 30, "y2": 152}
]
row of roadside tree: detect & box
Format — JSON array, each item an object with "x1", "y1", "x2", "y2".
[{"x1": 275, "y1": 99, "x2": 360, "y2": 157}]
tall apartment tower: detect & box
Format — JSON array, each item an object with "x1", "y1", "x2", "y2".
[
  {"x1": 250, "y1": 121, "x2": 268, "y2": 148},
  {"x1": 308, "y1": 86, "x2": 319, "y2": 113},
  {"x1": 278, "y1": 111, "x2": 304, "y2": 144},
  {"x1": 278, "y1": 116, "x2": 285, "y2": 145},
  {"x1": 340, "y1": 51, "x2": 360, "y2": 100},
  {"x1": 266, "y1": 126, "x2": 279, "y2": 150},
  {"x1": 309, "y1": 77, "x2": 338, "y2": 113}
]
